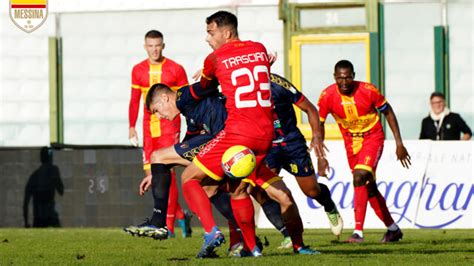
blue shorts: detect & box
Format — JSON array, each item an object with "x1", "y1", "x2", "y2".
[
  {"x1": 265, "y1": 140, "x2": 314, "y2": 177},
  {"x1": 174, "y1": 133, "x2": 214, "y2": 161}
]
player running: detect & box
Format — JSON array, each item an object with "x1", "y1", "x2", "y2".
[{"x1": 317, "y1": 60, "x2": 410, "y2": 243}]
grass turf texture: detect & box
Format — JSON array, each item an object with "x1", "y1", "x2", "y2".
[{"x1": 0, "y1": 228, "x2": 473, "y2": 265}]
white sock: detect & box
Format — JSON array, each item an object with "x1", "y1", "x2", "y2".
[
  {"x1": 353, "y1": 230, "x2": 363, "y2": 237},
  {"x1": 388, "y1": 223, "x2": 399, "y2": 231}
]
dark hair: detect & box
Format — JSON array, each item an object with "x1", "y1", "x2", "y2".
[
  {"x1": 144, "y1": 30, "x2": 163, "y2": 40},
  {"x1": 145, "y1": 83, "x2": 172, "y2": 111},
  {"x1": 206, "y1": 11, "x2": 238, "y2": 36},
  {"x1": 334, "y1": 60, "x2": 354, "y2": 73},
  {"x1": 430, "y1": 92, "x2": 445, "y2": 100}
]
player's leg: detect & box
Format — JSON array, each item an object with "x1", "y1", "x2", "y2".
[
  {"x1": 255, "y1": 165, "x2": 319, "y2": 255},
  {"x1": 366, "y1": 179, "x2": 402, "y2": 242},
  {"x1": 249, "y1": 185, "x2": 291, "y2": 248},
  {"x1": 182, "y1": 163, "x2": 225, "y2": 258},
  {"x1": 262, "y1": 149, "x2": 292, "y2": 248},
  {"x1": 228, "y1": 179, "x2": 261, "y2": 257}
]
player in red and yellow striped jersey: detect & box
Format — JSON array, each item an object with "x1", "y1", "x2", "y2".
[
  {"x1": 317, "y1": 60, "x2": 411, "y2": 243},
  {"x1": 125, "y1": 30, "x2": 190, "y2": 239}
]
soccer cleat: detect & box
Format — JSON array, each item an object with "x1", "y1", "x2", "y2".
[
  {"x1": 178, "y1": 210, "x2": 193, "y2": 238},
  {"x1": 238, "y1": 246, "x2": 263, "y2": 257},
  {"x1": 326, "y1": 207, "x2": 344, "y2": 237},
  {"x1": 381, "y1": 228, "x2": 403, "y2": 243},
  {"x1": 294, "y1": 245, "x2": 321, "y2": 255},
  {"x1": 123, "y1": 225, "x2": 140, "y2": 236},
  {"x1": 168, "y1": 231, "x2": 176, "y2": 238},
  {"x1": 123, "y1": 218, "x2": 159, "y2": 237},
  {"x1": 346, "y1": 233, "x2": 364, "y2": 243},
  {"x1": 196, "y1": 226, "x2": 225, "y2": 258},
  {"x1": 278, "y1": 236, "x2": 292, "y2": 249},
  {"x1": 228, "y1": 242, "x2": 244, "y2": 257}
]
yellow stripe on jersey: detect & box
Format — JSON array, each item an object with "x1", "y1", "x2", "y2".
[
  {"x1": 132, "y1": 84, "x2": 141, "y2": 89},
  {"x1": 201, "y1": 71, "x2": 213, "y2": 80},
  {"x1": 149, "y1": 63, "x2": 163, "y2": 138},
  {"x1": 340, "y1": 95, "x2": 359, "y2": 121},
  {"x1": 354, "y1": 164, "x2": 375, "y2": 178},
  {"x1": 193, "y1": 157, "x2": 223, "y2": 181},
  {"x1": 351, "y1": 136, "x2": 363, "y2": 154},
  {"x1": 259, "y1": 176, "x2": 282, "y2": 190}
]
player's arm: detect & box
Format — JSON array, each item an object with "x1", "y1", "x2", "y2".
[
  {"x1": 129, "y1": 68, "x2": 142, "y2": 146},
  {"x1": 316, "y1": 91, "x2": 330, "y2": 177},
  {"x1": 380, "y1": 103, "x2": 411, "y2": 168},
  {"x1": 295, "y1": 97, "x2": 326, "y2": 159},
  {"x1": 194, "y1": 54, "x2": 219, "y2": 99}
]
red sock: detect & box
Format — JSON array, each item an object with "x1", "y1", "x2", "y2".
[
  {"x1": 166, "y1": 171, "x2": 178, "y2": 233},
  {"x1": 182, "y1": 179, "x2": 215, "y2": 232},
  {"x1": 281, "y1": 203, "x2": 304, "y2": 249},
  {"x1": 228, "y1": 220, "x2": 242, "y2": 248},
  {"x1": 369, "y1": 191, "x2": 395, "y2": 227},
  {"x1": 231, "y1": 197, "x2": 256, "y2": 251},
  {"x1": 354, "y1": 186, "x2": 369, "y2": 231}
]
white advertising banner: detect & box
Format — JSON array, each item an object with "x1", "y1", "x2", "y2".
[{"x1": 257, "y1": 140, "x2": 474, "y2": 229}]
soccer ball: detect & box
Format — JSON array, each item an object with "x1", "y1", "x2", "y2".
[{"x1": 221, "y1": 145, "x2": 256, "y2": 179}]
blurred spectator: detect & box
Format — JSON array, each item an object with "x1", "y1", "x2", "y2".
[
  {"x1": 23, "y1": 147, "x2": 63, "y2": 227},
  {"x1": 419, "y1": 92, "x2": 472, "y2": 140}
]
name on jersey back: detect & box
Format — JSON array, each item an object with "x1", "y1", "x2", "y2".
[{"x1": 222, "y1": 52, "x2": 269, "y2": 69}]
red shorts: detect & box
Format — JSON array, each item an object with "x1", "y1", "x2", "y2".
[
  {"x1": 194, "y1": 130, "x2": 281, "y2": 189},
  {"x1": 345, "y1": 132, "x2": 384, "y2": 177},
  {"x1": 143, "y1": 115, "x2": 180, "y2": 170}
]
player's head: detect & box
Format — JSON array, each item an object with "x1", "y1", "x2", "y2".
[
  {"x1": 205, "y1": 11, "x2": 239, "y2": 50},
  {"x1": 144, "y1": 30, "x2": 165, "y2": 63},
  {"x1": 334, "y1": 59, "x2": 356, "y2": 95},
  {"x1": 430, "y1": 92, "x2": 446, "y2": 115},
  {"x1": 146, "y1": 83, "x2": 180, "y2": 121}
]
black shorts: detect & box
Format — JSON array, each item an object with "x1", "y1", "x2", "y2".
[
  {"x1": 265, "y1": 140, "x2": 314, "y2": 177},
  {"x1": 174, "y1": 133, "x2": 214, "y2": 161}
]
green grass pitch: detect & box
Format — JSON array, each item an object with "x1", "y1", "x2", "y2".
[{"x1": 0, "y1": 228, "x2": 473, "y2": 265}]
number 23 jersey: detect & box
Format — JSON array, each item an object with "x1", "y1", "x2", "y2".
[{"x1": 200, "y1": 40, "x2": 274, "y2": 140}]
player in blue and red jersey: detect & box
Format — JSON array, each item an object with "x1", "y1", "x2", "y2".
[
  {"x1": 258, "y1": 74, "x2": 343, "y2": 243},
  {"x1": 317, "y1": 60, "x2": 411, "y2": 243},
  {"x1": 125, "y1": 30, "x2": 190, "y2": 239}
]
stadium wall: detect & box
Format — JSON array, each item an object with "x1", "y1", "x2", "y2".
[{"x1": 0, "y1": 147, "x2": 227, "y2": 228}]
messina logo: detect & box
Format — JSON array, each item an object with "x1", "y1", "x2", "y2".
[{"x1": 10, "y1": 0, "x2": 48, "y2": 33}]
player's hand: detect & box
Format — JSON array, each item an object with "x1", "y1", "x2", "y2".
[
  {"x1": 139, "y1": 175, "x2": 152, "y2": 196},
  {"x1": 192, "y1": 68, "x2": 202, "y2": 81},
  {"x1": 317, "y1": 157, "x2": 330, "y2": 178},
  {"x1": 268, "y1": 52, "x2": 278, "y2": 66},
  {"x1": 396, "y1": 144, "x2": 411, "y2": 169},
  {"x1": 309, "y1": 136, "x2": 327, "y2": 159},
  {"x1": 129, "y1": 127, "x2": 139, "y2": 147}
]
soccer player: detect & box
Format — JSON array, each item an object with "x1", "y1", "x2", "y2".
[
  {"x1": 125, "y1": 30, "x2": 191, "y2": 239},
  {"x1": 178, "y1": 11, "x2": 318, "y2": 257},
  {"x1": 258, "y1": 73, "x2": 343, "y2": 243},
  {"x1": 148, "y1": 80, "x2": 318, "y2": 257},
  {"x1": 142, "y1": 82, "x2": 249, "y2": 256},
  {"x1": 317, "y1": 60, "x2": 411, "y2": 243}
]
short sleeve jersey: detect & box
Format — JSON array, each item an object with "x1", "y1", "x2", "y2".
[
  {"x1": 131, "y1": 58, "x2": 188, "y2": 136},
  {"x1": 318, "y1": 81, "x2": 387, "y2": 140},
  {"x1": 176, "y1": 84, "x2": 227, "y2": 137},
  {"x1": 270, "y1": 73, "x2": 306, "y2": 143},
  {"x1": 200, "y1": 40, "x2": 274, "y2": 140}
]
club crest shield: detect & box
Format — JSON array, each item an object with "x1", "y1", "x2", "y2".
[{"x1": 10, "y1": 0, "x2": 48, "y2": 33}]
